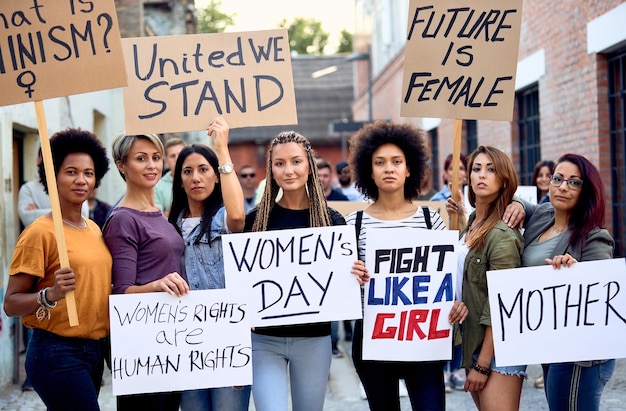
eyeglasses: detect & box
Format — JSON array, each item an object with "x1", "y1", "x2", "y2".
[
  {"x1": 239, "y1": 173, "x2": 256, "y2": 179},
  {"x1": 550, "y1": 175, "x2": 583, "y2": 190}
]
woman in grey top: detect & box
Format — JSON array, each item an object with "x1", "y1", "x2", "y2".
[{"x1": 522, "y1": 153, "x2": 614, "y2": 411}]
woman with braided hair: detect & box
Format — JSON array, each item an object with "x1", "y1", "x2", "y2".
[{"x1": 244, "y1": 131, "x2": 366, "y2": 411}]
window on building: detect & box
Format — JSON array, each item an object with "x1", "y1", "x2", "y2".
[
  {"x1": 465, "y1": 120, "x2": 477, "y2": 155},
  {"x1": 517, "y1": 85, "x2": 541, "y2": 185},
  {"x1": 608, "y1": 50, "x2": 626, "y2": 258}
]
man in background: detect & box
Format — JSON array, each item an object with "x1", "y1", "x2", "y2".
[
  {"x1": 237, "y1": 164, "x2": 257, "y2": 214},
  {"x1": 336, "y1": 161, "x2": 365, "y2": 201},
  {"x1": 154, "y1": 137, "x2": 186, "y2": 217},
  {"x1": 317, "y1": 159, "x2": 349, "y2": 201}
]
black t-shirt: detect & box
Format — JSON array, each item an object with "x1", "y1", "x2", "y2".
[{"x1": 244, "y1": 203, "x2": 346, "y2": 338}]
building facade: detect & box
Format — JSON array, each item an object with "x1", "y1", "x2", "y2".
[{"x1": 353, "y1": 0, "x2": 626, "y2": 256}]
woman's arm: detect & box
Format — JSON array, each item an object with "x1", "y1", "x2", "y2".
[
  {"x1": 210, "y1": 117, "x2": 244, "y2": 233},
  {"x1": 4, "y1": 268, "x2": 76, "y2": 317}
]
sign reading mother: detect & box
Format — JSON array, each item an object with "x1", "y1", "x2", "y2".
[
  {"x1": 222, "y1": 226, "x2": 362, "y2": 327},
  {"x1": 122, "y1": 29, "x2": 297, "y2": 134}
]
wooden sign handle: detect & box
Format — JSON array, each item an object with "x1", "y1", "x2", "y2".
[
  {"x1": 34, "y1": 101, "x2": 79, "y2": 327},
  {"x1": 449, "y1": 119, "x2": 463, "y2": 230}
]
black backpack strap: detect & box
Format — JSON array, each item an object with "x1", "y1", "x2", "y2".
[
  {"x1": 355, "y1": 210, "x2": 364, "y2": 239},
  {"x1": 422, "y1": 206, "x2": 432, "y2": 229}
]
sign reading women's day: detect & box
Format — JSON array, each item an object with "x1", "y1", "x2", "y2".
[
  {"x1": 122, "y1": 29, "x2": 297, "y2": 134},
  {"x1": 401, "y1": 0, "x2": 523, "y2": 121},
  {"x1": 222, "y1": 226, "x2": 362, "y2": 327},
  {"x1": 363, "y1": 228, "x2": 458, "y2": 361},
  {"x1": 109, "y1": 289, "x2": 252, "y2": 396},
  {"x1": 0, "y1": 0, "x2": 127, "y2": 106},
  {"x1": 488, "y1": 258, "x2": 626, "y2": 366}
]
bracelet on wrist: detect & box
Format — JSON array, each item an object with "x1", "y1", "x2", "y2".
[
  {"x1": 472, "y1": 362, "x2": 491, "y2": 376},
  {"x1": 35, "y1": 287, "x2": 57, "y2": 321}
]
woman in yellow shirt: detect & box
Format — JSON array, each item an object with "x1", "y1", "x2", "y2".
[{"x1": 4, "y1": 128, "x2": 112, "y2": 411}]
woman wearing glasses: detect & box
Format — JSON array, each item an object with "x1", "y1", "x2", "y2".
[{"x1": 522, "y1": 153, "x2": 614, "y2": 411}]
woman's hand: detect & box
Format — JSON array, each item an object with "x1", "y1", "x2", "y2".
[
  {"x1": 464, "y1": 368, "x2": 488, "y2": 392},
  {"x1": 546, "y1": 253, "x2": 578, "y2": 269},
  {"x1": 208, "y1": 116, "x2": 229, "y2": 151},
  {"x1": 48, "y1": 267, "x2": 76, "y2": 302},
  {"x1": 502, "y1": 201, "x2": 525, "y2": 229},
  {"x1": 351, "y1": 260, "x2": 370, "y2": 285},
  {"x1": 155, "y1": 272, "x2": 189, "y2": 297},
  {"x1": 448, "y1": 300, "x2": 467, "y2": 325}
]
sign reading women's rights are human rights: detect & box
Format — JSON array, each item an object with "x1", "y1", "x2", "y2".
[
  {"x1": 401, "y1": 0, "x2": 523, "y2": 121},
  {"x1": 122, "y1": 29, "x2": 297, "y2": 134},
  {"x1": 0, "y1": 0, "x2": 127, "y2": 106}
]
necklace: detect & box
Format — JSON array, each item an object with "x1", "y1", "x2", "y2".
[
  {"x1": 63, "y1": 218, "x2": 87, "y2": 229},
  {"x1": 551, "y1": 225, "x2": 567, "y2": 234}
]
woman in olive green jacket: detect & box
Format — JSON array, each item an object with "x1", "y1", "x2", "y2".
[{"x1": 458, "y1": 146, "x2": 526, "y2": 411}]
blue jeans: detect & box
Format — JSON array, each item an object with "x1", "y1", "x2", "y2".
[
  {"x1": 25, "y1": 329, "x2": 105, "y2": 411},
  {"x1": 251, "y1": 333, "x2": 331, "y2": 411},
  {"x1": 180, "y1": 386, "x2": 251, "y2": 411},
  {"x1": 352, "y1": 320, "x2": 445, "y2": 411},
  {"x1": 543, "y1": 360, "x2": 615, "y2": 411}
]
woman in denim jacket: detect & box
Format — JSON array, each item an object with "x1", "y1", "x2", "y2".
[{"x1": 168, "y1": 117, "x2": 250, "y2": 411}]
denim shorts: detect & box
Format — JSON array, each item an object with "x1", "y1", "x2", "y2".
[{"x1": 472, "y1": 353, "x2": 527, "y2": 378}]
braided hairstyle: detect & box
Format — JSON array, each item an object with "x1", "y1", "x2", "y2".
[{"x1": 252, "y1": 131, "x2": 331, "y2": 232}]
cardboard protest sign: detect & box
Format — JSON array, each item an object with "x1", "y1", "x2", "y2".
[
  {"x1": 0, "y1": 0, "x2": 127, "y2": 106},
  {"x1": 122, "y1": 29, "x2": 297, "y2": 134},
  {"x1": 401, "y1": 0, "x2": 523, "y2": 121},
  {"x1": 363, "y1": 228, "x2": 458, "y2": 361},
  {"x1": 222, "y1": 226, "x2": 362, "y2": 327},
  {"x1": 109, "y1": 289, "x2": 252, "y2": 396},
  {"x1": 488, "y1": 258, "x2": 626, "y2": 366}
]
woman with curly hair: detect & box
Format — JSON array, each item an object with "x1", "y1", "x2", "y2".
[
  {"x1": 346, "y1": 120, "x2": 467, "y2": 411},
  {"x1": 244, "y1": 131, "x2": 366, "y2": 411},
  {"x1": 4, "y1": 128, "x2": 111, "y2": 411}
]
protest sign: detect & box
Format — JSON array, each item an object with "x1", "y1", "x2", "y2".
[
  {"x1": 109, "y1": 289, "x2": 252, "y2": 396},
  {"x1": 0, "y1": 0, "x2": 127, "y2": 106},
  {"x1": 488, "y1": 258, "x2": 626, "y2": 366},
  {"x1": 401, "y1": 0, "x2": 523, "y2": 121},
  {"x1": 362, "y1": 228, "x2": 458, "y2": 361},
  {"x1": 122, "y1": 29, "x2": 297, "y2": 134},
  {"x1": 222, "y1": 226, "x2": 362, "y2": 327}
]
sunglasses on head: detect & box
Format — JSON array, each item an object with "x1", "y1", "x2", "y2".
[{"x1": 239, "y1": 173, "x2": 256, "y2": 178}]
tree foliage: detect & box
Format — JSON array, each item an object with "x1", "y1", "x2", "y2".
[
  {"x1": 196, "y1": 0, "x2": 235, "y2": 34},
  {"x1": 337, "y1": 29, "x2": 353, "y2": 54},
  {"x1": 279, "y1": 17, "x2": 329, "y2": 55}
]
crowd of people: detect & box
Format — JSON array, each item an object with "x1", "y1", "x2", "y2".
[{"x1": 3, "y1": 118, "x2": 617, "y2": 411}]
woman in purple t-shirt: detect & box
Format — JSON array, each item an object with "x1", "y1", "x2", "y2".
[{"x1": 103, "y1": 132, "x2": 189, "y2": 411}]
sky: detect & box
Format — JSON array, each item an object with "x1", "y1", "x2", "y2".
[{"x1": 195, "y1": 0, "x2": 356, "y2": 52}]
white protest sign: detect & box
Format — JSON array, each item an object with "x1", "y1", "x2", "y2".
[
  {"x1": 401, "y1": 0, "x2": 523, "y2": 121},
  {"x1": 109, "y1": 289, "x2": 252, "y2": 396},
  {"x1": 488, "y1": 258, "x2": 626, "y2": 366},
  {"x1": 363, "y1": 228, "x2": 458, "y2": 361},
  {"x1": 222, "y1": 225, "x2": 362, "y2": 327}
]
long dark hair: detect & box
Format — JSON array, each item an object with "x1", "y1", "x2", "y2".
[
  {"x1": 557, "y1": 153, "x2": 605, "y2": 248},
  {"x1": 168, "y1": 144, "x2": 223, "y2": 244}
]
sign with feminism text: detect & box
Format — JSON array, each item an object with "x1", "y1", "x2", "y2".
[
  {"x1": 363, "y1": 228, "x2": 458, "y2": 361},
  {"x1": 109, "y1": 289, "x2": 252, "y2": 396},
  {"x1": 401, "y1": 0, "x2": 523, "y2": 121},
  {"x1": 122, "y1": 29, "x2": 297, "y2": 134},
  {"x1": 0, "y1": 0, "x2": 127, "y2": 106},
  {"x1": 488, "y1": 258, "x2": 626, "y2": 366},
  {"x1": 222, "y1": 226, "x2": 362, "y2": 327}
]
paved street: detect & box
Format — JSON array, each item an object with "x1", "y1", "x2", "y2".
[{"x1": 2, "y1": 338, "x2": 626, "y2": 410}]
